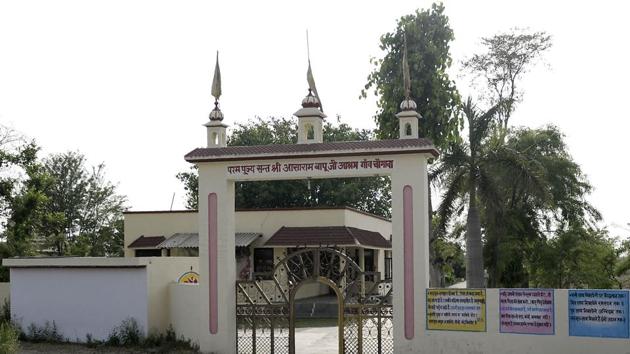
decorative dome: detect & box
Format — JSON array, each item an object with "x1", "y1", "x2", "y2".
[
  {"x1": 209, "y1": 102, "x2": 224, "y2": 121},
  {"x1": 400, "y1": 98, "x2": 417, "y2": 112},
  {"x1": 302, "y1": 89, "x2": 321, "y2": 109}
]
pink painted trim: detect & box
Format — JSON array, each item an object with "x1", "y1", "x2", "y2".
[
  {"x1": 403, "y1": 185, "x2": 414, "y2": 340},
  {"x1": 208, "y1": 193, "x2": 218, "y2": 334}
]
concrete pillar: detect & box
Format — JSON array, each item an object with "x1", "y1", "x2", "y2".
[
  {"x1": 197, "y1": 164, "x2": 236, "y2": 353},
  {"x1": 390, "y1": 154, "x2": 430, "y2": 352}
]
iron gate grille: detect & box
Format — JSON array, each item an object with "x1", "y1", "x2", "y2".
[{"x1": 236, "y1": 247, "x2": 393, "y2": 354}]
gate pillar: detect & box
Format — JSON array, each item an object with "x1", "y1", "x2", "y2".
[
  {"x1": 391, "y1": 154, "x2": 430, "y2": 352},
  {"x1": 198, "y1": 164, "x2": 236, "y2": 353}
]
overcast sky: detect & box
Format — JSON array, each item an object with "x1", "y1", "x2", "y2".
[{"x1": 1, "y1": 0, "x2": 629, "y2": 237}]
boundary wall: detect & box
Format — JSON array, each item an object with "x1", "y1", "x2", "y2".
[{"x1": 419, "y1": 288, "x2": 629, "y2": 354}]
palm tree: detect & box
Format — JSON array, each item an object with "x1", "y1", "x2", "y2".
[{"x1": 434, "y1": 97, "x2": 545, "y2": 288}]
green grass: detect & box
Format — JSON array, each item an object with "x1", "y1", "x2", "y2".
[{"x1": 294, "y1": 318, "x2": 338, "y2": 328}]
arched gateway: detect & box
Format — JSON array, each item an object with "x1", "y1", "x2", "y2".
[
  {"x1": 236, "y1": 247, "x2": 393, "y2": 353},
  {"x1": 185, "y1": 55, "x2": 437, "y2": 353}
]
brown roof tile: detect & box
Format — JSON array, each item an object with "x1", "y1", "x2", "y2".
[
  {"x1": 265, "y1": 226, "x2": 391, "y2": 248},
  {"x1": 128, "y1": 236, "x2": 165, "y2": 248},
  {"x1": 185, "y1": 138, "x2": 438, "y2": 162}
]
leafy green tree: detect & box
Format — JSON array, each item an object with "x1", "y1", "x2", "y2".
[
  {"x1": 0, "y1": 125, "x2": 39, "y2": 221},
  {"x1": 462, "y1": 29, "x2": 552, "y2": 129},
  {"x1": 177, "y1": 117, "x2": 391, "y2": 217},
  {"x1": 483, "y1": 126, "x2": 600, "y2": 287},
  {"x1": 41, "y1": 152, "x2": 126, "y2": 256},
  {"x1": 529, "y1": 226, "x2": 617, "y2": 289},
  {"x1": 176, "y1": 167, "x2": 199, "y2": 210},
  {"x1": 363, "y1": 3, "x2": 463, "y2": 286},
  {"x1": 363, "y1": 3, "x2": 461, "y2": 146},
  {"x1": 435, "y1": 98, "x2": 546, "y2": 287},
  {"x1": 1, "y1": 126, "x2": 50, "y2": 280}
]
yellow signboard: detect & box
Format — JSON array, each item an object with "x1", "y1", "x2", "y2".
[
  {"x1": 426, "y1": 289, "x2": 486, "y2": 332},
  {"x1": 178, "y1": 271, "x2": 199, "y2": 284}
]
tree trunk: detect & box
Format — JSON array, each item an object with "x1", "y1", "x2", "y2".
[{"x1": 466, "y1": 189, "x2": 485, "y2": 288}]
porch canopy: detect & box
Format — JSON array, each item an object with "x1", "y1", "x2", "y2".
[
  {"x1": 128, "y1": 235, "x2": 165, "y2": 249},
  {"x1": 129, "y1": 233, "x2": 261, "y2": 250},
  {"x1": 265, "y1": 226, "x2": 391, "y2": 248}
]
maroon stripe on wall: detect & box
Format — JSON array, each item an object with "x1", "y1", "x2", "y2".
[
  {"x1": 208, "y1": 193, "x2": 218, "y2": 334},
  {"x1": 403, "y1": 185, "x2": 414, "y2": 339}
]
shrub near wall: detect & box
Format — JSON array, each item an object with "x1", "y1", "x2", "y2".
[{"x1": 0, "y1": 300, "x2": 18, "y2": 354}]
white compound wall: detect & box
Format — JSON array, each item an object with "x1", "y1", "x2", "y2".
[{"x1": 10, "y1": 267, "x2": 148, "y2": 341}]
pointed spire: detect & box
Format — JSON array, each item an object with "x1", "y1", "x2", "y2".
[
  {"x1": 402, "y1": 32, "x2": 411, "y2": 100},
  {"x1": 400, "y1": 31, "x2": 417, "y2": 112},
  {"x1": 211, "y1": 51, "x2": 222, "y2": 104},
  {"x1": 209, "y1": 51, "x2": 224, "y2": 121},
  {"x1": 306, "y1": 30, "x2": 323, "y2": 112}
]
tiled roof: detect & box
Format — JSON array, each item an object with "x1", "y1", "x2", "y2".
[
  {"x1": 127, "y1": 236, "x2": 166, "y2": 249},
  {"x1": 185, "y1": 138, "x2": 438, "y2": 162},
  {"x1": 265, "y1": 226, "x2": 391, "y2": 248}
]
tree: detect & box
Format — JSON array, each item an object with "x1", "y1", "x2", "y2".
[
  {"x1": 483, "y1": 125, "x2": 600, "y2": 287},
  {"x1": 435, "y1": 98, "x2": 546, "y2": 287},
  {"x1": 0, "y1": 125, "x2": 39, "y2": 221},
  {"x1": 462, "y1": 29, "x2": 552, "y2": 129},
  {"x1": 41, "y1": 152, "x2": 126, "y2": 256},
  {"x1": 0, "y1": 126, "x2": 45, "y2": 256},
  {"x1": 363, "y1": 3, "x2": 461, "y2": 146},
  {"x1": 529, "y1": 226, "x2": 617, "y2": 289},
  {"x1": 177, "y1": 117, "x2": 391, "y2": 217},
  {"x1": 363, "y1": 3, "x2": 462, "y2": 286}
]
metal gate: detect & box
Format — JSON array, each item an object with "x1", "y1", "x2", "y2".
[{"x1": 236, "y1": 247, "x2": 393, "y2": 353}]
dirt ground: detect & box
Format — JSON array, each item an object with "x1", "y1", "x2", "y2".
[{"x1": 18, "y1": 342, "x2": 198, "y2": 353}]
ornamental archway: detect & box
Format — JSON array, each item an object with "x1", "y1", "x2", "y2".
[
  {"x1": 236, "y1": 247, "x2": 393, "y2": 353},
  {"x1": 191, "y1": 146, "x2": 434, "y2": 353}
]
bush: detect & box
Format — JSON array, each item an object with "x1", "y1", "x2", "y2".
[
  {"x1": 107, "y1": 318, "x2": 142, "y2": 347},
  {"x1": 0, "y1": 300, "x2": 10, "y2": 325},
  {"x1": 24, "y1": 321, "x2": 63, "y2": 343},
  {"x1": 17, "y1": 317, "x2": 198, "y2": 352},
  {"x1": 143, "y1": 325, "x2": 198, "y2": 352},
  {"x1": 0, "y1": 323, "x2": 19, "y2": 353}
]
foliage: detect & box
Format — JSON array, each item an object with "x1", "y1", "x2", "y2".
[
  {"x1": 1, "y1": 137, "x2": 127, "y2": 280},
  {"x1": 363, "y1": 3, "x2": 461, "y2": 147},
  {"x1": 105, "y1": 320, "x2": 198, "y2": 352},
  {"x1": 462, "y1": 28, "x2": 552, "y2": 129},
  {"x1": 177, "y1": 117, "x2": 391, "y2": 218},
  {"x1": 39, "y1": 152, "x2": 126, "y2": 256},
  {"x1": 0, "y1": 126, "x2": 43, "y2": 265},
  {"x1": 2, "y1": 162, "x2": 54, "y2": 261},
  {"x1": 176, "y1": 167, "x2": 199, "y2": 210},
  {"x1": 482, "y1": 126, "x2": 600, "y2": 287},
  {"x1": 107, "y1": 317, "x2": 142, "y2": 347},
  {"x1": 19, "y1": 319, "x2": 197, "y2": 352},
  {"x1": 435, "y1": 97, "x2": 521, "y2": 287},
  {"x1": 23, "y1": 321, "x2": 64, "y2": 343},
  {"x1": 432, "y1": 236, "x2": 466, "y2": 286},
  {"x1": 1, "y1": 300, "x2": 9, "y2": 325},
  {"x1": 143, "y1": 325, "x2": 199, "y2": 352},
  {"x1": 529, "y1": 227, "x2": 617, "y2": 289},
  {"x1": 0, "y1": 322, "x2": 19, "y2": 354},
  {"x1": 363, "y1": 3, "x2": 464, "y2": 285},
  {"x1": 0, "y1": 126, "x2": 39, "y2": 214}
]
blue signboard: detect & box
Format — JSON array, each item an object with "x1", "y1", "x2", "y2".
[{"x1": 568, "y1": 289, "x2": 629, "y2": 338}]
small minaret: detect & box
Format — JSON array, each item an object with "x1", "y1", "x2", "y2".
[
  {"x1": 396, "y1": 34, "x2": 421, "y2": 139},
  {"x1": 295, "y1": 57, "x2": 326, "y2": 144},
  {"x1": 204, "y1": 51, "x2": 228, "y2": 148}
]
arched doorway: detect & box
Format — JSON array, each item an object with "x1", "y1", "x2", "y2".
[
  {"x1": 236, "y1": 247, "x2": 393, "y2": 354},
  {"x1": 291, "y1": 278, "x2": 342, "y2": 354}
]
